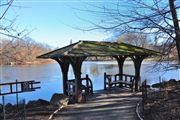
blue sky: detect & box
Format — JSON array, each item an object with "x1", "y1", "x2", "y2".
[
  {"x1": 4, "y1": 0, "x2": 178, "y2": 48},
  {"x1": 4, "y1": 0, "x2": 115, "y2": 48}
]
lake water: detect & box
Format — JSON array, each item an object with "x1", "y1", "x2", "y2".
[{"x1": 0, "y1": 61, "x2": 179, "y2": 104}]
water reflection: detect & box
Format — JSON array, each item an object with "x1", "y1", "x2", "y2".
[{"x1": 90, "y1": 64, "x2": 100, "y2": 76}]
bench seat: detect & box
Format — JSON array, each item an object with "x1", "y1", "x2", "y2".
[
  {"x1": 104, "y1": 73, "x2": 135, "y2": 91},
  {"x1": 110, "y1": 80, "x2": 132, "y2": 85}
]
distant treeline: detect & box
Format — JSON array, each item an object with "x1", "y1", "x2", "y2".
[
  {"x1": 1, "y1": 33, "x2": 178, "y2": 65},
  {"x1": 0, "y1": 38, "x2": 52, "y2": 65}
]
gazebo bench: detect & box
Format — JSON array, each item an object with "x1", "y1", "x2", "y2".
[{"x1": 104, "y1": 73, "x2": 135, "y2": 91}]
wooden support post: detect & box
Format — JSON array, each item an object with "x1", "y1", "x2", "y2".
[
  {"x1": 114, "y1": 56, "x2": 126, "y2": 88},
  {"x1": 69, "y1": 57, "x2": 86, "y2": 102},
  {"x1": 104, "y1": 72, "x2": 107, "y2": 90},
  {"x1": 23, "y1": 99, "x2": 26, "y2": 120},
  {"x1": 30, "y1": 81, "x2": 33, "y2": 90},
  {"x1": 16, "y1": 79, "x2": 19, "y2": 109},
  {"x1": 10, "y1": 83, "x2": 12, "y2": 93},
  {"x1": 86, "y1": 74, "x2": 89, "y2": 90},
  {"x1": 131, "y1": 55, "x2": 147, "y2": 91},
  {"x1": 62, "y1": 71, "x2": 68, "y2": 95},
  {"x1": 2, "y1": 96, "x2": 6, "y2": 120},
  {"x1": 54, "y1": 57, "x2": 70, "y2": 95},
  {"x1": 114, "y1": 75, "x2": 117, "y2": 87},
  {"x1": 114, "y1": 56, "x2": 126, "y2": 80},
  {"x1": 125, "y1": 76, "x2": 127, "y2": 87}
]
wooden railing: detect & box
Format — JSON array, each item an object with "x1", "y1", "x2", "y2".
[
  {"x1": 81, "y1": 75, "x2": 93, "y2": 95},
  {"x1": 104, "y1": 72, "x2": 135, "y2": 91},
  {"x1": 66, "y1": 74, "x2": 93, "y2": 102},
  {"x1": 67, "y1": 80, "x2": 76, "y2": 96},
  {"x1": 0, "y1": 80, "x2": 40, "y2": 95}
]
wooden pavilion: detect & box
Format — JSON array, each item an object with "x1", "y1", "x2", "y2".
[{"x1": 37, "y1": 40, "x2": 161, "y2": 102}]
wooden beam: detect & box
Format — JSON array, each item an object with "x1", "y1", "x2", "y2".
[
  {"x1": 69, "y1": 56, "x2": 86, "y2": 102},
  {"x1": 53, "y1": 57, "x2": 70, "y2": 95}
]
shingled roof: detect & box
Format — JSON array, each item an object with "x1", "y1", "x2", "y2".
[{"x1": 37, "y1": 40, "x2": 161, "y2": 58}]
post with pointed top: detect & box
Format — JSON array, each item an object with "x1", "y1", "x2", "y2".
[{"x1": 70, "y1": 39, "x2": 72, "y2": 45}]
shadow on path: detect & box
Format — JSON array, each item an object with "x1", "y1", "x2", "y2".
[{"x1": 55, "y1": 88, "x2": 141, "y2": 120}]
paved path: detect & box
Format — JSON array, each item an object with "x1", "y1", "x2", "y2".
[{"x1": 55, "y1": 88, "x2": 141, "y2": 120}]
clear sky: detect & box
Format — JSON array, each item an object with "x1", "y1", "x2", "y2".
[{"x1": 4, "y1": 0, "x2": 114, "y2": 48}]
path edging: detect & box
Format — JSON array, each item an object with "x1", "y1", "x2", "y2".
[
  {"x1": 136, "y1": 99, "x2": 144, "y2": 120},
  {"x1": 48, "y1": 105, "x2": 64, "y2": 120}
]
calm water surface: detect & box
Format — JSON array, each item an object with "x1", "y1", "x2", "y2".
[{"x1": 0, "y1": 61, "x2": 179, "y2": 103}]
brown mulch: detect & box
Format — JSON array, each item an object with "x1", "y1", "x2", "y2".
[
  {"x1": 143, "y1": 85, "x2": 180, "y2": 120},
  {"x1": 0, "y1": 104, "x2": 59, "y2": 120}
]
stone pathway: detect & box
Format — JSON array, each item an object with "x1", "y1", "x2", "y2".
[{"x1": 54, "y1": 88, "x2": 141, "y2": 120}]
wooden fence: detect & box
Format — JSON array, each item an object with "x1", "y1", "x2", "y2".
[
  {"x1": 66, "y1": 74, "x2": 93, "y2": 103},
  {"x1": 0, "y1": 96, "x2": 26, "y2": 120},
  {"x1": 0, "y1": 80, "x2": 40, "y2": 120}
]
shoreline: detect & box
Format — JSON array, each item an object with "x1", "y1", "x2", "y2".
[
  {"x1": 1, "y1": 79, "x2": 180, "y2": 119},
  {"x1": 1, "y1": 59, "x2": 179, "y2": 66}
]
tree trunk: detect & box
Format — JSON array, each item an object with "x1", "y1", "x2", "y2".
[
  {"x1": 169, "y1": 0, "x2": 180, "y2": 64},
  {"x1": 175, "y1": 35, "x2": 180, "y2": 64}
]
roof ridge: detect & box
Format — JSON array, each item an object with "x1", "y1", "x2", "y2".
[
  {"x1": 79, "y1": 40, "x2": 113, "y2": 43},
  {"x1": 37, "y1": 41, "x2": 80, "y2": 58},
  {"x1": 64, "y1": 40, "x2": 83, "y2": 55}
]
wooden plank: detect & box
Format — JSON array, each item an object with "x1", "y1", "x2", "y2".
[
  {"x1": 0, "y1": 89, "x2": 36, "y2": 96},
  {"x1": 0, "y1": 80, "x2": 35, "y2": 86},
  {"x1": 110, "y1": 80, "x2": 132, "y2": 85},
  {"x1": 115, "y1": 73, "x2": 135, "y2": 78}
]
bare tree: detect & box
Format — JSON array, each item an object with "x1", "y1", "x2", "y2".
[
  {"x1": 0, "y1": 0, "x2": 27, "y2": 38},
  {"x1": 116, "y1": 33, "x2": 150, "y2": 48},
  {"x1": 0, "y1": 0, "x2": 33, "y2": 65},
  {"x1": 0, "y1": 37, "x2": 51, "y2": 65},
  {"x1": 73, "y1": 0, "x2": 180, "y2": 65}
]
